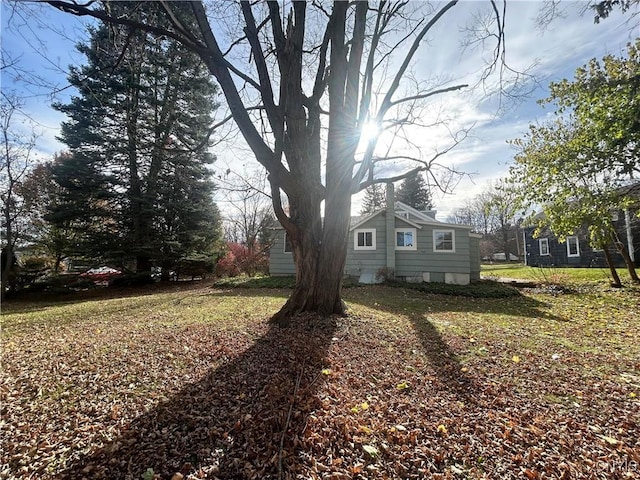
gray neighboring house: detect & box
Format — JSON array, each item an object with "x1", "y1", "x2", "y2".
[{"x1": 269, "y1": 185, "x2": 481, "y2": 285}]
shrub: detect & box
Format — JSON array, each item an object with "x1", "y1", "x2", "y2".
[{"x1": 215, "y1": 242, "x2": 269, "y2": 277}]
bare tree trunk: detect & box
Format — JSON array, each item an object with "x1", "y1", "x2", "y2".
[
  {"x1": 1, "y1": 209, "x2": 14, "y2": 300},
  {"x1": 611, "y1": 232, "x2": 639, "y2": 283},
  {"x1": 1, "y1": 248, "x2": 12, "y2": 301},
  {"x1": 603, "y1": 246, "x2": 622, "y2": 287},
  {"x1": 54, "y1": 254, "x2": 63, "y2": 273}
]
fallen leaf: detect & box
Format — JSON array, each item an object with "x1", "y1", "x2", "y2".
[
  {"x1": 599, "y1": 435, "x2": 620, "y2": 446},
  {"x1": 362, "y1": 444, "x2": 378, "y2": 458}
]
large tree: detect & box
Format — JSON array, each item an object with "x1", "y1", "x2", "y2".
[
  {"x1": 509, "y1": 41, "x2": 640, "y2": 283},
  {"x1": 51, "y1": 2, "x2": 222, "y2": 275},
  {"x1": 45, "y1": 0, "x2": 518, "y2": 322}
]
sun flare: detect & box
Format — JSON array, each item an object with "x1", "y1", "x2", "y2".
[{"x1": 360, "y1": 121, "x2": 381, "y2": 144}]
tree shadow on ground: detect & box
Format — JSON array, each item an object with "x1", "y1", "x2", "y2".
[
  {"x1": 345, "y1": 285, "x2": 565, "y2": 321},
  {"x1": 344, "y1": 285, "x2": 565, "y2": 405},
  {"x1": 403, "y1": 312, "x2": 476, "y2": 404},
  {"x1": 59, "y1": 315, "x2": 337, "y2": 480}
]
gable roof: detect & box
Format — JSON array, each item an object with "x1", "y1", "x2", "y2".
[
  {"x1": 617, "y1": 181, "x2": 640, "y2": 200},
  {"x1": 394, "y1": 201, "x2": 474, "y2": 230},
  {"x1": 394, "y1": 201, "x2": 438, "y2": 223},
  {"x1": 349, "y1": 210, "x2": 423, "y2": 231},
  {"x1": 273, "y1": 202, "x2": 476, "y2": 231}
]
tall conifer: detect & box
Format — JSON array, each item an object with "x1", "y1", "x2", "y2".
[
  {"x1": 51, "y1": 2, "x2": 222, "y2": 274},
  {"x1": 360, "y1": 184, "x2": 386, "y2": 215},
  {"x1": 395, "y1": 172, "x2": 433, "y2": 211}
]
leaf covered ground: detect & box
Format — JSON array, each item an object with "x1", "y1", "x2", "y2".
[{"x1": 1, "y1": 282, "x2": 639, "y2": 479}]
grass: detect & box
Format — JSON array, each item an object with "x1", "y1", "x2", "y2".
[
  {"x1": 212, "y1": 274, "x2": 296, "y2": 289},
  {"x1": 481, "y1": 262, "x2": 636, "y2": 285},
  {"x1": 1, "y1": 280, "x2": 639, "y2": 479}
]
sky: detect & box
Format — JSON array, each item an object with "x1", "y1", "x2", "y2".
[{"x1": 1, "y1": 1, "x2": 638, "y2": 220}]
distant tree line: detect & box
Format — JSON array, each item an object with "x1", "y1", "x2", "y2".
[{"x1": 447, "y1": 180, "x2": 520, "y2": 262}]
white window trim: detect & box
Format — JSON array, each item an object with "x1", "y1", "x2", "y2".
[
  {"x1": 433, "y1": 229, "x2": 455, "y2": 253},
  {"x1": 354, "y1": 228, "x2": 376, "y2": 251},
  {"x1": 539, "y1": 238, "x2": 550, "y2": 256},
  {"x1": 566, "y1": 236, "x2": 580, "y2": 257},
  {"x1": 284, "y1": 232, "x2": 292, "y2": 253},
  {"x1": 395, "y1": 228, "x2": 417, "y2": 250}
]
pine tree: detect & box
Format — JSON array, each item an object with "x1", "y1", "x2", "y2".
[
  {"x1": 395, "y1": 173, "x2": 433, "y2": 211},
  {"x1": 51, "y1": 2, "x2": 222, "y2": 274},
  {"x1": 360, "y1": 183, "x2": 386, "y2": 215}
]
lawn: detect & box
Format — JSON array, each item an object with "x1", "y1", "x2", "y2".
[
  {"x1": 481, "y1": 263, "x2": 636, "y2": 285},
  {"x1": 1, "y1": 280, "x2": 639, "y2": 479}
]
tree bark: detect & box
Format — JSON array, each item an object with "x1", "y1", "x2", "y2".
[
  {"x1": 1, "y1": 247, "x2": 13, "y2": 301},
  {"x1": 602, "y1": 246, "x2": 622, "y2": 287},
  {"x1": 1, "y1": 207, "x2": 14, "y2": 300},
  {"x1": 611, "y1": 232, "x2": 639, "y2": 283}
]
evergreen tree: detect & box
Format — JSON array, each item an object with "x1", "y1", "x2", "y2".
[
  {"x1": 51, "y1": 2, "x2": 221, "y2": 274},
  {"x1": 360, "y1": 183, "x2": 386, "y2": 215},
  {"x1": 395, "y1": 173, "x2": 433, "y2": 211}
]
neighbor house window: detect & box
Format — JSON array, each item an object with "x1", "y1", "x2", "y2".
[
  {"x1": 284, "y1": 232, "x2": 293, "y2": 253},
  {"x1": 433, "y1": 230, "x2": 455, "y2": 252},
  {"x1": 539, "y1": 238, "x2": 550, "y2": 256},
  {"x1": 354, "y1": 229, "x2": 376, "y2": 250},
  {"x1": 396, "y1": 228, "x2": 417, "y2": 250},
  {"x1": 566, "y1": 236, "x2": 580, "y2": 257}
]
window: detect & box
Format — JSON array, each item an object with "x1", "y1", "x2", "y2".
[
  {"x1": 284, "y1": 232, "x2": 292, "y2": 253},
  {"x1": 566, "y1": 236, "x2": 580, "y2": 257},
  {"x1": 354, "y1": 229, "x2": 376, "y2": 250},
  {"x1": 395, "y1": 228, "x2": 417, "y2": 250},
  {"x1": 433, "y1": 230, "x2": 455, "y2": 252},
  {"x1": 539, "y1": 238, "x2": 549, "y2": 256}
]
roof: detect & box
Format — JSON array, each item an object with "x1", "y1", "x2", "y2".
[
  {"x1": 273, "y1": 202, "x2": 476, "y2": 231},
  {"x1": 350, "y1": 202, "x2": 474, "y2": 231},
  {"x1": 349, "y1": 209, "x2": 423, "y2": 231},
  {"x1": 617, "y1": 181, "x2": 640, "y2": 199}
]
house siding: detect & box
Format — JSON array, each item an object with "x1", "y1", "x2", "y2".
[
  {"x1": 268, "y1": 230, "x2": 296, "y2": 276},
  {"x1": 345, "y1": 213, "x2": 387, "y2": 277},
  {"x1": 524, "y1": 221, "x2": 638, "y2": 268},
  {"x1": 394, "y1": 225, "x2": 471, "y2": 279}
]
